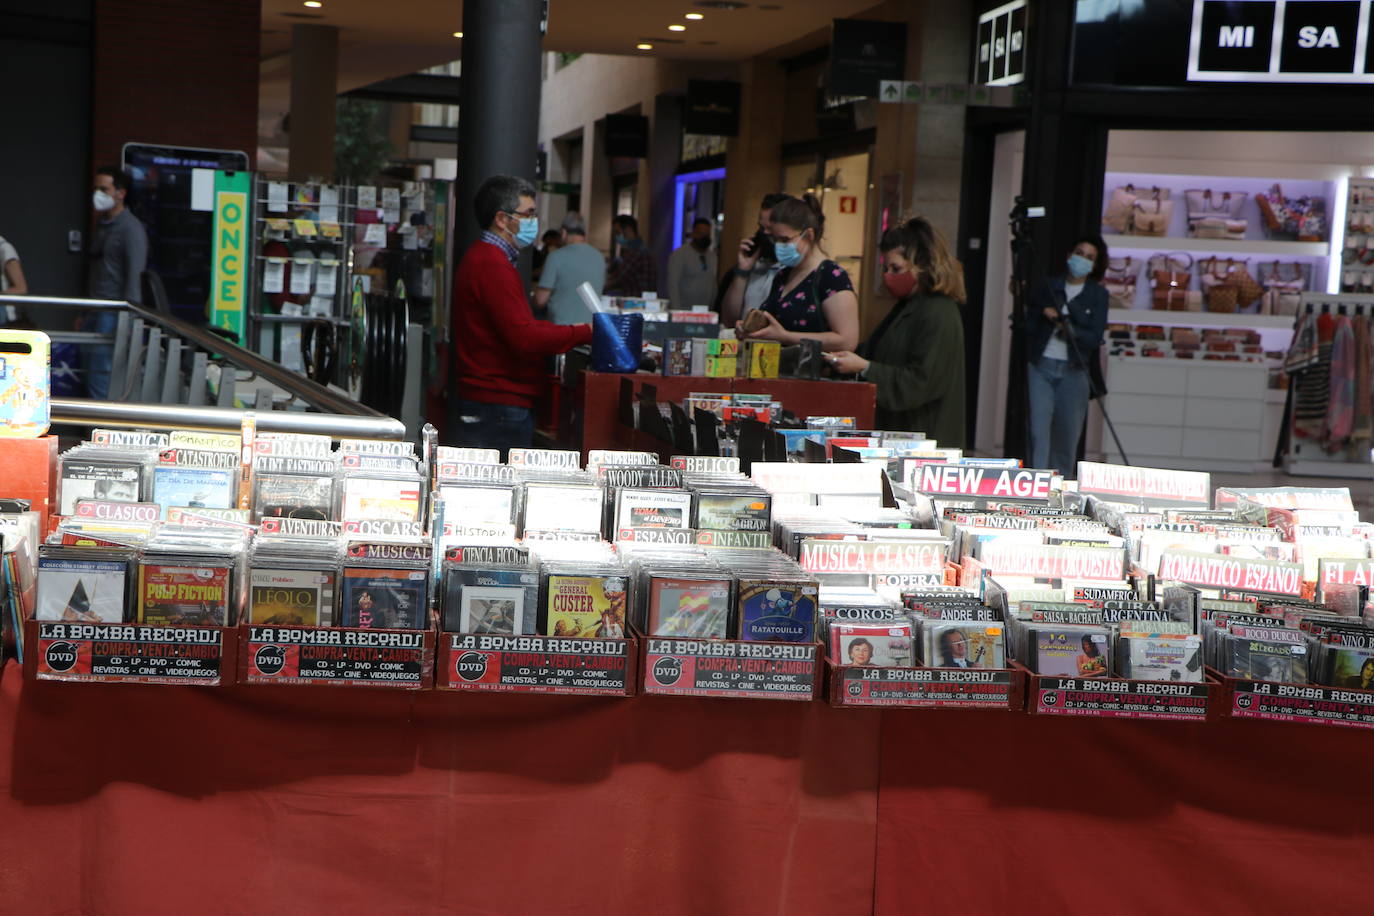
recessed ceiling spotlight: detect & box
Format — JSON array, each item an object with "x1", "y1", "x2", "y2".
[
  {"x1": 695, "y1": 1, "x2": 747, "y2": 9},
  {"x1": 668, "y1": 24, "x2": 686, "y2": 31},
  {"x1": 303, "y1": 1, "x2": 322, "y2": 7},
  {"x1": 453, "y1": 31, "x2": 463, "y2": 37},
  {"x1": 637, "y1": 42, "x2": 653, "y2": 50},
  {"x1": 685, "y1": 12, "x2": 704, "y2": 19}
]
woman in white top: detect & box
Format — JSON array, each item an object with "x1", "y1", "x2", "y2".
[{"x1": 0, "y1": 235, "x2": 28, "y2": 323}]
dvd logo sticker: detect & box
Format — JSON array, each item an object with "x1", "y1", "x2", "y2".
[
  {"x1": 652, "y1": 656, "x2": 683, "y2": 686},
  {"x1": 254, "y1": 645, "x2": 286, "y2": 676},
  {"x1": 44, "y1": 641, "x2": 79, "y2": 673},
  {"x1": 454, "y1": 651, "x2": 488, "y2": 682}
]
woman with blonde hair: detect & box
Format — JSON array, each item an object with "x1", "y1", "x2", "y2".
[{"x1": 828, "y1": 216, "x2": 967, "y2": 446}]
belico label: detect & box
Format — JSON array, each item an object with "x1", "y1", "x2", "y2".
[
  {"x1": 642, "y1": 637, "x2": 817, "y2": 700},
  {"x1": 35, "y1": 621, "x2": 226, "y2": 685},
  {"x1": 915, "y1": 463, "x2": 1055, "y2": 499},
  {"x1": 74, "y1": 500, "x2": 160, "y2": 522},
  {"x1": 440, "y1": 633, "x2": 632, "y2": 695},
  {"x1": 1034, "y1": 676, "x2": 1211, "y2": 720},
  {"x1": 1230, "y1": 681, "x2": 1374, "y2": 729},
  {"x1": 671, "y1": 455, "x2": 740, "y2": 474},
  {"x1": 835, "y1": 666, "x2": 1015, "y2": 709},
  {"x1": 244, "y1": 625, "x2": 430, "y2": 687}
]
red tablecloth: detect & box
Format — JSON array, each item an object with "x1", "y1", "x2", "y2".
[
  {"x1": 5, "y1": 662, "x2": 1374, "y2": 915},
  {"x1": 0, "y1": 663, "x2": 879, "y2": 915}
]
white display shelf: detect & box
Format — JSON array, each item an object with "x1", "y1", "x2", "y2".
[
  {"x1": 1103, "y1": 235, "x2": 1329, "y2": 257},
  {"x1": 1107, "y1": 158, "x2": 1352, "y2": 182},
  {"x1": 1107, "y1": 308, "x2": 1298, "y2": 330},
  {"x1": 1285, "y1": 459, "x2": 1374, "y2": 480}
]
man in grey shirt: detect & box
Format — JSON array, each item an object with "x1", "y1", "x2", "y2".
[
  {"x1": 84, "y1": 166, "x2": 147, "y2": 399},
  {"x1": 667, "y1": 217, "x2": 719, "y2": 309},
  {"x1": 534, "y1": 212, "x2": 605, "y2": 324}
]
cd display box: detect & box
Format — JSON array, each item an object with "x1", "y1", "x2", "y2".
[
  {"x1": 1016, "y1": 662, "x2": 1219, "y2": 722},
  {"x1": 825, "y1": 661, "x2": 1024, "y2": 711},
  {"x1": 435, "y1": 629, "x2": 638, "y2": 696},
  {"x1": 640, "y1": 636, "x2": 822, "y2": 701},
  {"x1": 238, "y1": 622, "x2": 436, "y2": 689},
  {"x1": 25, "y1": 617, "x2": 240, "y2": 687},
  {"x1": 1212, "y1": 668, "x2": 1374, "y2": 730}
]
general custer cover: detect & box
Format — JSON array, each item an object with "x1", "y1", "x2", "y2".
[{"x1": 542, "y1": 574, "x2": 626, "y2": 638}]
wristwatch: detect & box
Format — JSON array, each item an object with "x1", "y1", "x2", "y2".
[{"x1": 733, "y1": 267, "x2": 751, "y2": 278}]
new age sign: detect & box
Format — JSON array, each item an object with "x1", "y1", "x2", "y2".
[{"x1": 914, "y1": 464, "x2": 1055, "y2": 500}]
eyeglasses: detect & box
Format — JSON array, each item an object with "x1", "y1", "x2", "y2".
[
  {"x1": 506, "y1": 208, "x2": 537, "y2": 219},
  {"x1": 770, "y1": 231, "x2": 801, "y2": 245}
]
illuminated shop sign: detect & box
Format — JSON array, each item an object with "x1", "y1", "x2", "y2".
[
  {"x1": 976, "y1": 0, "x2": 1027, "y2": 86},
  {"x1": 1188, "y1": 0, "x2": 1374, "y2": 83}
]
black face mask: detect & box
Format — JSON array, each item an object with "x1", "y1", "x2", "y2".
[
  {"x1": 691, "y1": 237, "x2": 711, "y2": 251},
  {"x1": 751, "y1": 228, "x2": 775, "y2": 263}
]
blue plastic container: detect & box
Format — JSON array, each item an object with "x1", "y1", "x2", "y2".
[{"x1": 591, "y1": 312, "x2": 644, "y2": 373}]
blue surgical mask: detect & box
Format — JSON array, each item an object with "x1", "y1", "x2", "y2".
[
  {"x1": 514, "y1": 216, "x2": 539, "y2": 248},
  {"x1": 1066, "y1": 254, "x2": 1093, "y2": 279},
  {"x1": 775, "y1": 242, "x2": 803, "y2": 268},
  {"x1": 614, "y1": 234, "x2": 629, "y2": 247}
]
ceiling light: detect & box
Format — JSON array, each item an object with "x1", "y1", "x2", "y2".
[
  {"x1": 668, "y1": 24, "x2": 686, "y2": 31},
  {"x1": 637, "y1": 42, "x2": 653, "y2": 50},
  {"x1": 685, "y1": 12, "x2": 704, "y2": 19},
  {"x1": 303, "y1": 1, "x2": 322, "y2": 7},
  {"x1": 453, "y1": 31, "x2": 463, "y2": 37}
]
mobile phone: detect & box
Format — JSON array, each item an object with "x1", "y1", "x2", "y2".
[{"x1": 750, "y1": 229, "x2": 774, "y2": 262}]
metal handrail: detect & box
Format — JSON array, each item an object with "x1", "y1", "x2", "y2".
[
  {"x1": 0, "y1": 293, "x2": 376, "y2": 419},
  {"x1": 51, "y1": 398, "x2": 406, "y2": 440}
]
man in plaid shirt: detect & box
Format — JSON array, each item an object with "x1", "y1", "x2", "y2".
[{"x1": 605, "y1": 214, "x2": 658, "y2": 297}]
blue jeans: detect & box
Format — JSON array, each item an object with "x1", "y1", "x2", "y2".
[
  {"x1": 83, "y1": 310, "x2": 119, "y2": 400},
  {"x1": 451, "y1": 398, "x2": 534, "y2": 460},
  {"x1": 1026, "y1": 356, "x2": 1090, "y2": 478}
]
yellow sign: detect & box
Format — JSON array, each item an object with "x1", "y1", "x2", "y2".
[{"x1": 209, "y1": 171, "x2": 250, "y2": 340}]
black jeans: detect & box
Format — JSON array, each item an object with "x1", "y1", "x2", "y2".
[{"x1": 451, "y1": 398, "x2": 534, "y2": 460}]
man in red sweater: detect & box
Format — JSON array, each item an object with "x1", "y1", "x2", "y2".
[{"x1": 450, "y1": 175, "x2": 592, "y2": 456}]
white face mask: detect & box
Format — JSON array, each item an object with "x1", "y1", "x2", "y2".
[{"x1": 92, "y1": 189, "x2": 116, "y2": 212}]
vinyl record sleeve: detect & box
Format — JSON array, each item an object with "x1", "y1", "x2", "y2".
[
  {"x1": 59, "y1": 460, "x2": 144, "y2": 515},
  {"x1": 249, "y1": 566, "x2": 336, "y2": 626},
  {"x1": 924, "y1": 622, "x2": 1006, "y2": 669},
  {"x1": 1032, "y1": 627, "x2": 1110, "y2": 677},
  {"x1": 441, "y1": 566, "x2": 538, "y2": 633},
  {"x1": 737, "y1": 580, "x2": 819, "y2": 643},
  {"x1": 339, "y1": 475, "x2": 422, "y2": 523},
  {"x1": 138, "y1": 561, "x2": 233, "y2": 626},
  {"x1": 36, "y1": 555, "x2": 129, "y2": 623},
  {"x1": 647, "y1": 575, "x2": 732, "y2": 638},
  {"x1": 542, "y1": 574, "x2": 627, "y2": 638},
  {"x1": 254, "y1": 473, "x2": 335, "y2": 522},
  {"x1": 152, "y1": 466, "x2": 236, "y2": 518},
  {"x1": 340, "y1": 566, "x2": 429, "y2": 629},
  {"x1": 831, "y1": 622, "x2": 914, "y2": 667},
  {"x1": 614, "y1": 488, "x2": 693, "y2": 531}
]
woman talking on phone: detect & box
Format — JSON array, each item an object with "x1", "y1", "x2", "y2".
[
  {"x1": 736, "y1": 194, "x2": 859, "y2": 352},
  {"x1": 1024, "y1": 235, "x2": 1109, "y2": 477},
  {"x1": 827, "y1": 217, "x2": 967, "y2": 446}
]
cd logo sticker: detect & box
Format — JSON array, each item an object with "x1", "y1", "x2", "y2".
[
  {"x1": 44, "y1": 641, "x2": 79, "y2": 673},
  {"x1": 652, "y1": 656, "x2": 683, "y2": 686},
  {"x1": 254, "y1": 645, "x2": 286, "y2": 676},
  {"x1": 1235, "y1": 693, "x2": 1253, "y2": 710},
  {"x1": 1041, "y1": 690, "x2": 1059, "y2": 707},
  {"x1": 455, "y1": 651, "x2": 488, "y2": 681},
  {"x1": 846, "y1": 679, "x2": 864, "y2": 698}
]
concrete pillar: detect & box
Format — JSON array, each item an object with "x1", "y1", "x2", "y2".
[
  {"x1": 454, "y1": 0, "x2": 544, "y2": 261},
  {"x1": 649, "y1": 93, "x2": 683, "y2": 284},
  {"x1": 583, "y1": 119, "x2": 613, "y2": 253},
  {"x1": 288, "y1": 24, "x2": 339, "y2": 179},
  {"x1": 720, "y1": 58, "x2": 786, "y2": 287},
  {"x1": 387, "y1": 102, "x2": 412, "y2": 160}
]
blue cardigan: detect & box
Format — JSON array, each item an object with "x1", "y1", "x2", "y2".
[{"x1": 1024, "y1": 276, "x2": 1109, "y2": 368}]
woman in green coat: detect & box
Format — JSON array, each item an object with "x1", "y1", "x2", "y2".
[{"x1": 827, "y1": 216, "x2": 966, "y2": 447}]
